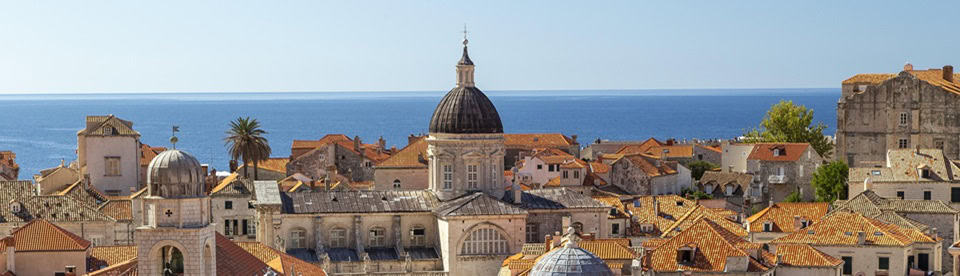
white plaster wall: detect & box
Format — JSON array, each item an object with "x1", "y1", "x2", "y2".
[{"x1": 84, "y1": 136, "x2": 140, "y2": 195}]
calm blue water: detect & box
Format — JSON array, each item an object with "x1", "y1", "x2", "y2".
[{"x1": 0, "y1": 89, "x2": 838, "y2": 178}]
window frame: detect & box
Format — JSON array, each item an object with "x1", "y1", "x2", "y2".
[
  {"x1": 460, "y1": 227, "x2": 509, "y2": 255},
  {"x1": 466, "y1": 164, "x2": 479, "y2": 189},
  {"x1": 104, "y1": 156, "x2": 122, "y2": 176},
  {"x1": 289, "y1": 228, "x2": 306, "y2": 248},
  {"x1": 330, "y1": 227, "x2": 347, "y2": 248},
  {"x1": 369, "y1": 227, "x2": 387, "y2": 247},
  {"x1": 442, "y1": 165, "x2": 453, "y2": 190},
  {"x1": 409, "y1": 226, "x2": 426, "y2": 247}
]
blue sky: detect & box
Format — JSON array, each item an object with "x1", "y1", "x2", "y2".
[{"x1": 0, "y1": 1, "x2": 957, "y2": 93}]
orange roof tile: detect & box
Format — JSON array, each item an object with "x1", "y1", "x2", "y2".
[
  {"x1": 644, "y1": 218, "x2": 770, "y2": 272},
  {"x1": 241, "y1": 157, "x2": 289, "y2": 173},
  {"x1": 236, "y1": 241, "x2": 327, "y2": 275},
  {"x1": 11, "y1": 219, "x2": 91, "y2": 252},
  {"x1": 746, "y1": 202, "x2": 829, "y2": 233},
  {"x1": 771, "y1": 243, "x2": 843, "y2": 268},
  {"x1": 215, "y1": 233, "x2": 276, "y2": 275},
  {"x1": 746, "y1": 143, "x2": 812, "y2": 162},
  {"x1": 618, "y1": 154, "x2": 678, "y2": 177},
  {"x1": 291, "y1": 134, "x2": 352, "y2": 149},
  {"x1": 99, "y1": 200, "x2": 133, "y2": 221},
  {"x1": 209, "y1": 172, "x2": 240, "y2": 194},
  {"x1": 843, "y1": 69, "x2": 960, "y2": 94},
  {"x1": 376, "y1": 137, "x2": 428, "y2": 168},
  {"x1": 591, "y1": 195, "x2": 629, "y2": 219},
  {"x1": 503, "y1": 134, "x2": 574, "y2": 149},
  {"x1": 589, "y1": 161, "x2": 610, "y2": 174},
  {"x1": 771, "y1": 211, "x2": 937, "y2": 246},
  {"x1": 88, "y1": 245, "x2": 138, "y2": 271},
  {"x1": 139, "y1": 144, "x2": 166, "y2": 167},
  {"x1": 661, "y1": 205, "x2": 747, "y2": 238},
  {"x1": 842, "y1": 73, "x2": 898, "y2": 85},
  {"x1": 88, "y1": 258, "x2": 138, "y2": 276}
]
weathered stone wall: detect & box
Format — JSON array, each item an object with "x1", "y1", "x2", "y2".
[
  {"x1": 838, "y1": 74, "x2": 960, "y2": 166},
  {"x1": 610, "y1": 159, "x2": 652, "y2": 195},
  {"x1": 901, "y1": 212, "x2": 957, "y2": 273},
  {"x1": 210, "y1": 195, "x2": 257, "y2": 241},
  {"x1": 374, "y1": 167, "x2": 429, "y2": 190},
  {"x1": 747, "y1": 147, "x2": 821, "y2": 202}
]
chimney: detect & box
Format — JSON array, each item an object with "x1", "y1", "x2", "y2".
[
  {"x1": 378, "y1": 136, "x2": 386, "y2": 149},
  {"x1": 904, "y1": 63, "x2": 913, "y2": 71},
  {"x1": 931, "y1": 227, "x2": 938, "y2": 240},
  {"x1": 353, "y1": 136, "x2": 362, "y2": 152},
  {"x1": 768, "y1": 200, "x2": 774, "y2": 207},
  {"x1": 570, "y1": 135, "x2": 578, "y2": 144},
  {"x1": 666, "y1": 139, "x2": 675, "y2": 146},
  {"x1": 945, "y1": 65, "x2": 955, "y2": 82},
  {"x1": 856, "y1": 231, "x2": 866, "y2": 245},
  {"x1": 561, "y1": 216, "x2": 571, "y2": 231},
  {"x1": 652, "y1": 196, "x2": 660, "y2": 215},
  {"x1": 793, "y1": 215, "x2": 802, "y2": 230},
  {"x1": 229, "y1": 160, "x2": 238, "y2": 173},
  {"x1": 544, "y1": 234, "x2": 554, "y2": 251},
  {"x1": 513, "y1": 183, "x2": 522, "y2": 204},
  {"x1": 863, "y1": 178, "x2": 872, "y2": 192},
  {"x1": 201, "y1": 165, "x2": 209, "y2": 179}
]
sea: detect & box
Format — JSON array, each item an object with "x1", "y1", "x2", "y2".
[{"x1": 0, "y1": 89, "x2": 839, "y2": 179}]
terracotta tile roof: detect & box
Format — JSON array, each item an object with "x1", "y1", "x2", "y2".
[
  {"x1": 699, "y1": 171, "x2": 753, "y2": 192},
  {"x1": 771, "y1": 243, "x2": 842, "y2": 268},
  {"x1": 591, "y1": 195, "x2": 629, "y2": 219},
  {"x1": 589, "y1": 161, "x2": 610, "y2": 174},
  {"x1": 209, "y1": 172, "x2": 241, "y2": 195},
  {"x1": 375, "y1": 137, "x2": 428, "y2": 168},
  {"x1": 849, "y1": 148, "x2": 960, "y2": 183},
  {"x1": 0, "y1": 181, "x2": 115, "y2": 223},
  {"x1": 11, "y1": 219, "x2": 91, "y2": 252},
  {"x1": 99, "y1": 200, "x2": 133, "y2": 221},
  {"x1": 644, "y1": 218, "x2": 771, "y2": 272},
  {"x1": 842, "y1": 73, "x2": 898, "y2": 85},
  {"x1": 613, "y1": 138, "x2": 664, "y2": 156},
  {"x1": 844, "y1": 69, "x2": 960, "y2": 94},
  {"x1": 771, "y1": 210, "x2": 937, "y2": 247},
  {"x1": 577, "y1": 239, "x2": 635, "y2": 260},
  {"x1": 80, "y1": 115, "x2": 140, "y2": 137},
  {"x1": 236, "y1": 241, "x2": 327, "y2": 275},
  {"x1": 215, "y1": 233, "x2": 277, "y2": 275},
  {"x1": 661, "y1": 205, "x2": 747, "y2": 238},
  {"x1": 88, "y1": 245, "x2": 138, "y2": 271},
  {"x1": 241, "y1": 157, "x2": 289, "y2": 173},
  {"x1": 618, "y1": 154, "x2": 678, "y2": 177},
  {"x1": 625, "y1": 195, "x2": 695, "y2": 237},
  {"x1": 291, "y1": 134, "x2": 352, "y2": 150},
  {"x1": 87, "y1": 258, "x2": 138, "y2": 276},
  {"x1": 503, "y1": 133, "x2": 575, "y2": 149},
  {"x1": 139, "y1": 144, "x2": 166, "y2": 167},
  {"x1": 746, "y1": 143, "x2": 812, "y2": 162},
  {"x1": 292, "y1": 134, "x2": 389, "y2": 162},
  {"x1": 745, "y1": 202, "x2": 829, "y2": 233}
]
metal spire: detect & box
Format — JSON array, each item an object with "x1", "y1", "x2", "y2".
[{"x1": 170, "y1": 125, "x2": 180, "y2": 149}]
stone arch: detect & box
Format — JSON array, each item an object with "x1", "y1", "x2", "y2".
[
  {"x1": 148, "y1": 240, "x2": 188, "y2": 275},
  {"x1": 456, "y1": 222, "x2": 512, "y2": 256}
]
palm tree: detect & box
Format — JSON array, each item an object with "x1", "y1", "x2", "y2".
[{"x1": 224, "y1": 117, "x2": 271, "y2": 180}]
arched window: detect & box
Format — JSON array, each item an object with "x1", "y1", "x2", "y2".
[
  {"x1": 409, "y1": 226, "x2": 426, "y2": 247},
  {"x1": 725, "y1": 184, "x2": 736, "y2": 196},
  {"x1": 393, "y1": 179, "x2": 401, "y2": 189},
  {"x1": 460, "y1": 227, "x2": 508, "y2": 255},
  {"x1": 704, "y1": 183, "x2": 714, "y2": 194},
  {"x1": 571, "y1": 222, "x2": 584, "y2": 234},
  {"x1": 289, "y1": 228, "x2": 306, "y2": 248},
  {"x1": 160, "y1": 245, "x2": 184, "y2": 275},
  {"x1": 369, "y1": 227, "x2": 386, "y2": 247},
  {"x1": 330, "y1": 227, "x2": 347, "y2": 248}
]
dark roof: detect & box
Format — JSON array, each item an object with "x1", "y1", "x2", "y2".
[
  {"x1": 509, "y1": 188, "x2": 609, "y2": 210},
  {"x1": 434, "y1": 192, "x2": 526, "y2": 217},
  {"x1": 282, "y1": 190, "x2": 439, "y2": 214},
  {"x1": 458, "y1": 46, "x2": 473, "y2": 65},
  {"x1": 0, "y1": 181, "x2": 115, "y2": 223},
  {"x1": 428, "y1": 86, "x2": 503, "y2": 134}
]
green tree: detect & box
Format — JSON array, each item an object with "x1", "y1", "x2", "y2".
[
  {"x1": 744, "y1": 100, "x2": 833, "y2": 158},
  {"x1": 811, "y1": 160, "x2": 849, "y2": 202},
  {"x1": 784, "y1": 191, "x2": 803, "y2": 202},
  {"x1": 224, "y1": 117, "x2": 271, "y2": 180},
  {"x1": 686, "y1": 160, "x2": 719, "y2": 180}
]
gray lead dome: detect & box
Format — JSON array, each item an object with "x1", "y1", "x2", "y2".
[
  {"x1": 428, "y1": 86, "x2": 503, "y2": 134},
  {"x1": 529, "y1": 244, "x2": 614, "y2": 276},
  {"x1": 146, "y1": 149, "x2": 204, "y2": 198}
]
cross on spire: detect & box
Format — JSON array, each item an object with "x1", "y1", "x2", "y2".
[{"x1": 462, "y1": 24, "x2": 468, "y2": 46}]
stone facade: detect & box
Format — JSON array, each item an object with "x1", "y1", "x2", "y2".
[
  {"x1": 427, "y1": 133, "x2": 505, "y2": 201},
  {"x1": 837, "y1": 65, "x2": 960, "y2": 167},
  {"x1": 745, "y1": 143, "x2": 823, "y2": 203},
  {"x1": 77, "y1": 116, "x2": 142, "y2": 196},
  {"x1": 609, "y1": 155, "x2": 691, "y2": 195}
]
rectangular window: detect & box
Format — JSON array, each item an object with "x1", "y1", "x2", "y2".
[
  {"x1": 410, "y1": 228, "x2": 426, "y2": 246},
  {"x1": 897, "y1": 191, "x2": 905, "y2": 199},
  {"x1": 878, "y1": 256, "x2": 889, "y2": 270},
  {"x1": 467, "y1": 164, "x2": 478, "y2": 189},
  {"x1": 247, "y1": 220, "x2": 256, "y2": 236},
  {"x1": 936, "y1": 139, "x2": 945, "y2": 150},
  {"x1": 776, "y1": 166, "x2": 785, "y2": 176},
  {"x1": 224, "y1": 220, "x2": 232, "y2": 236},
  {"x1": 225, "y1": 201, "x2": 233, "y2": 210},
  {"x1": 248, "y1": 202, "x2": 254, "y2": 209},
  {"x1": 953, "y1": 188, "x2": 960, "y2": 203},
  {"x1": 232, "y1": 219, "x2": 239, "y2": 236},
  {"x1": 842, "y1": 256, "x2": 853, "y2": 275},
  {"x1": 525, "y1": 223, "x2": 539, "y2": 243},
  {"x1": 537, "y1": 164, "x2": 542, "y2": 170},
  {"x1": 900, "y1": 112, "x2": 908, "y2": 125},
  {"x1": 899, "y1": 139, "x2": 909, "y2": 149},
  {"x1": 548, "y1": 164, "x2": 555, "y2": 172},
  {"x1": 763, "y1": 223, "x2": 772, "y2": 232},
  {"x1": 241, "y1": 219, "x2": 248, "y2": 235},
  {"x1": 924, "y1": 191, "x2": 932, "y2": 200},
  {"x1": 443, "y1": 165, "x2": 453, "y2": 190},
  {"x1": 104, "y1": 157, "x2": 121, "y2": 176},
  {"x1": 611, "y1": 223, "x2": 620, "y2": 235},
  {"x1": 573, "y1": 170, "x2": 580, "y2": 179},
  {"x1": 562, "y1": 170, "x2": 569, "y2": 179}
]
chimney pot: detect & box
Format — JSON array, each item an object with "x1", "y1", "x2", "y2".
[
  {"x1": 904, "y1": 63, "x2": 913, "y2": 71},
  {"x1": 856, "y1": 231, "x2": 866, "y2": 245},
  {"x1": 944, "y1": 65, "x2": 954, "y2": 82}
]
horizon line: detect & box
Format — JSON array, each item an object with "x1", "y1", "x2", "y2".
[{"x1": 0, "y1": 87, "x2": 836, "y2": 96}]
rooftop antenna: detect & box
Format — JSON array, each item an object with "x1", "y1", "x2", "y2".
[
  {"x1": 170, "y1": 125, "x2": 180, "y2": 149},
  {"x1": 462, "y1": 24, "x2": 468, "y2": 45}
]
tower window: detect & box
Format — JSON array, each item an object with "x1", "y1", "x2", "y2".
[
  {"x1": 467, "y1": 164, "x2": 478, "y2": 189},
  {"x1": 224, "y1": 201, "x2": 233, "y2": 210},
  {"x1": 611, "y1": 223, "x2": 620, "y2": 235},
  {"x1": 393, "y1": 179, "x2": 401, "y2": 189},
  {"x1": 442, "y1": 165, "x2": 453, "y2": 190},
  {"x1": 899, "y1": 112, "x2": 908, "y2": 125},
  {"x1": 898, "y1": 139, "x2": 909, "y2": 149}
]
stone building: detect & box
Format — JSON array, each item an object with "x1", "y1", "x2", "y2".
[
  {"x1": 209, "y1": 172, "x2": 258, "y2": 242},
  {"x1": 832, "y1": 188, "x2": 959, "y2": 273},
  {"x1": 503, "y1": 133, "x2": 580, "y2": 169},
  {"x1": 615, "y1": 139, "x2": 721, "y2": 165},
  {"x1": 0, "y1": 151, "x2": 18, "y2": 181},
  {"x1": 373, "y1": 136, "x2": 429, "y2": 191},
  {"x1": 77, "y1": 115, "x2": 143, "y2": 196},
  {"x1": 254, "y1": 37, "x2": 616, "y2": 276},
  {"x1": 287, "y1": 134, "x2": 391, "y2": 183},
  {"x1": 697, "y1": 171, "x2": 753, "y2": 201},
  {"x1": 742, "y1": 143, "x2": 823, "y2": 202},
  {"x1": 1, "y1": 219, "x2": 93, "y2": 275},
  {"x1": 837, "y1": 64, "x2": 960, "y2": 166},
  {"x1": 608, "y1": 153, "x2": 691, "y2": 195},
  {"x1": 772, "y1": 210, "x2": 942, "y2": 276},
  {"x1": 514, "y1": 148, "x2": 588, "y2": 189},
  {"x1": 848, "y1": 148, "x2": 960, "y2": 208}
]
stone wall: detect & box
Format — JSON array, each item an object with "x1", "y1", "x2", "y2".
[
  {"x1": 374, "y1": 168, "x2": 428, "y2": 191},
  {"x1": 901, "y1": 212, "x2": 957, "y2": 273}
]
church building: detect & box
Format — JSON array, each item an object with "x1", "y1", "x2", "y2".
[{"x1": 254, "y1": 37, "x2": 616, "y2": 275}]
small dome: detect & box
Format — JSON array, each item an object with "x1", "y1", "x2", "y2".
[
  {"x1": 146, "y1": 149, "x2": 204, "y2": 198},
  {"x1": 428, "y1": 86, "x2": 503, "y2": 134},
  {"x1": 529, "y1": 228, "x2": 613, "y2": 276}
]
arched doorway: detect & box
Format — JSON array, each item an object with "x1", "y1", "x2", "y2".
[{"x1": 160, "y1": 245, "x2": 184, "y2": 276}]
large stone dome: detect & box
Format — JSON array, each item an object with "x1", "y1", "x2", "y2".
[
  {"x1": 428, "y1": 86, "x2": 503, "y2": 134},
  {"x1": 529, "y1": 231, "x2": 614, "y2": 276},
  {"x1": 146, "y1": 149, "x2": 204, "y2": 198}
]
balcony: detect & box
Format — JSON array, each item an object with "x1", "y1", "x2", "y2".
[{"x1": 767, "y1": 175, "x2": 787, "y2": 184}]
